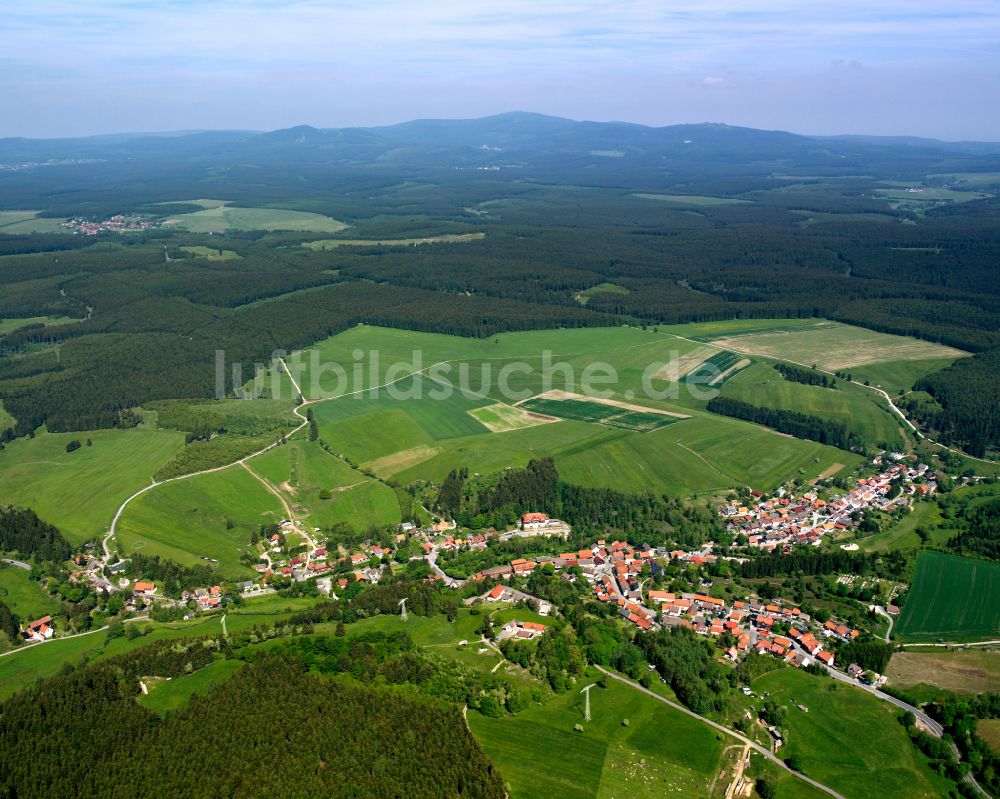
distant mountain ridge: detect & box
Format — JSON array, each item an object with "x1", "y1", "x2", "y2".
[{"x1": 2, "y1": 112, "x2": 999, "y2": 191}]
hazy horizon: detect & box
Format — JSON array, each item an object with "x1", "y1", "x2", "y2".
[
  {"x1": 2, "y1": 1, "x2": 998, "y2": 140},
  {"x1": 5, "y1": 111, "x2": 1000, "y2": 145}
]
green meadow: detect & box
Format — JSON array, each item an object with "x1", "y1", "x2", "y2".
[
  {"x1": 469, "y1": 668, "x2": 723, "y2": 799},
  {"x1": 721, "y1": 362, "x2": 906, "y2": 449},
  {"x1": 286, "y1": 325, "x2": 859, "y2": 496},
  {"x1": 895, "y1": 551, "x2": 1000, "y2": 642},
  {"x1": 0, "y1": 566, "x2": 59, "y2": 620},
  {"x1": 0, "y1": 426, "x2": 185, "y2": 544},
  {"x1": 251, "y1": 439, "x2": 401, "y2": 531},
  {"x1": 139, "y1": 659, "x2": 245, "y2": 715},
  {"x1": 0, "y1": 608, "x2": 304, "y2": 701},
  {"x1": 165, "y1": 203, "x2": 348, "y2": 233},
  {"x1": 751, "y1": 668, "x2": 954, "y2": 799},
  {"x1": 0, "y1": 211, "x2": 70, "y2": 234},
  {"x1": 116, "y1": 465, "x2": 281, "y2": 579}
]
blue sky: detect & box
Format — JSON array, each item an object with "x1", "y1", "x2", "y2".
[{"x1": 1, "y1": 1, "x2": 998, "y2": 139}]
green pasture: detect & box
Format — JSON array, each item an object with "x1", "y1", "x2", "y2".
[
  {"x1": 859, "y1": 500, "x2": 949, "y2": 552},
  {"x1": 251, "y1": 439, "x2": 400, "y2": 530},
  {"x1": 177, "y1": 245, "x2": 241, "y2": 261},
  {"x1": 0, "y1": 608, "x2": 305, "y2": 700},
  {"x1": 751, "y1": 668, "x2": 954, "y2": 799},
  {"x1": 721, "y1": 362, "x2": 906, "y2": 448},
  {"x1": 895, "y1": 551, "x2": 1000, "y2": 642},
  {"x1": 139, "y1": 659, "x2": 245, "y2": 715},
  {"x1": 519, "y1": 397, "x2": 683, "y2": 432},
  {"x1": 469, "y1": 668, "x2": 723, "y2": 799},
  {"x1": 0, "y1": 426, "x2": 185, "y2": 545},
  {"x1": 848, "y1": 357, "x2": 963, "y2": 393},
  {"x1": 116, "y1": 465, "x2": 282, "y2": 579},
  {"x1": 0, "y1": 566, "x2": 59, "y2": 620},
  {"x1": 165, "y1": 203, "x2": 348, "y2": 234},
  {"x1": 0, "y1": 211, "x2": 70, "y2": 234}
]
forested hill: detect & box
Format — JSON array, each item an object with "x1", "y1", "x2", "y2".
[{"x1": 3, "y1": 113, "x2": 1000, "y2": 197}]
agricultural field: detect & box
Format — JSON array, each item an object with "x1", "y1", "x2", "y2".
[
  {"x1": 0, "y1": 314, "x2": 77, "y2": 335},
  {"x1": 848, "y1": 357, "x2": 963, "y2": 393},
  {"x1": 875, "y1": 187, "x2": 991, "y2": 213},
  {"x1": 0, "y1": 566, "x2": 59, "y2": 620},
  {"x1": 978, "y1": 719, "x2": 1000, "y2": 755},
  {"x1": 469, "y1": 668, "x2": 724, "y2": 799},
  {"x1": 177, "y1": 245, "x2": 241, "y2": 261},
  {"x1": 895, "y1": 551, "x2": 1000, "y2": 642},
  {"x1": 886, "y1": 650, "x2": 999, "y2": 695},
  {"x1": 0, "y1": 426, "x2": 185, "y2": 545},
  {"x1": 467, "y1": 403, "x2": 557, "y2": 433},
  {"x1": 164, "y1": 202, "x2": 348, "y2": 233},
  {"x1": 696, "y1": 320, "x2": 968, "y2": 373},
  {"x1": 0, "y1": 210, "x2": 70, "y2": 234},
  {"x1": 750, "y1": 668, "x2": 955, "y2": 799},
  {"x1": 251, "y1": 438, "x2": 401, "y2": 530},
  {"x1": 519, "y1": 396, "x2": 685, "y2": 432},
  {"x1": 281, "y1": 325, "x2": 862, "y2": 495},
  {"x1": 115, "y1": 464, "x2": 283, "y2": 579},
  {"x1": 302, "y1": 232, "x2": 484, "y2": 249},
  {"x1": 139, "y1": 659, "x2": 245, "y2": 715},
  {"x1": 721, "y1": 362, "x2": 906, "y2": 449}
]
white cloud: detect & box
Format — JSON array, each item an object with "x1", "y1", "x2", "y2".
[{"x1": 703, "y1": 76, "x2": 727, "y2": 87}]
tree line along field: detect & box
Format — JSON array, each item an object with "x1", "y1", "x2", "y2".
[
  {"x1": 719, "y1": 362, "x2": 907, "y2": 450},
  {"x1": 896, "y1": 551, "x2": 1000, "y2": 642}
]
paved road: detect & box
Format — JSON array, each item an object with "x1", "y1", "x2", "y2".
[
  {"x1": 1, "y1": 558, "x2": 30, "y2": 570},
  {"x1": 595, "y1": 666, "x2": 847, "y2": 799},
  {"x1": 871, "y1": 605, "x2": 894, "y2": 643},
  {"x1": 825, "y1": 668, "x2": 992, "y2": 798}
]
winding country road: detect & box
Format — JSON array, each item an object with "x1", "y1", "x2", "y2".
[{"x1": 99, "y1": 357, "x2": 455, "y2": 570}]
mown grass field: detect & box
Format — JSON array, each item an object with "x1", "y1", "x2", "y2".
[
  {"x1": 695, "y1": 319, "x2": 967, "y2": 372},
  {"x1": 0, "y1": 314, "x2": 77, "y2": 335},
  {"x1": 0, "y1": 566, "x2": 58, "y2": 620},
  {"x1": 139, "y1": 659, "x2": 245, "y2": 715},
  {"x1": 896, "y1": 551, "x2": 1000, "y2": 642},
  {"x1": 116, "y1": 465, "x2": 281, "y2": 579},
  {"x1": 859, "y1": 500, "x2": 951, "y2": 552},
  {"x1": 721, "y1": 362, "x2": 906, "y2": 449},
  {"x1": 978, "y1": 719, "x2": 1000, "y2": 755},
  {"x1": 0, "y1": 426, "x2": 185, "y2": 545},
  {"x1": 751, "y1": 668, "x2": 955, "y2": 799},
  {"x1": 849, "y1": 357, "x2": 963, "y2": 393},
  {"x1": 469, "y1": 668, "x2": 723, "y2": 799},
  {"x1": 252, "y1": 439, "x2": 400, "y2": 531},
  {"x1": 886, "y1": 650, "x2": 999, "y2": 695},
  {"x1": 0, "y1": 211, "x2": 70, "y2": 234},
  {"x1": 165, "y1": 203, "x2": 348, "y2": 233}
]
